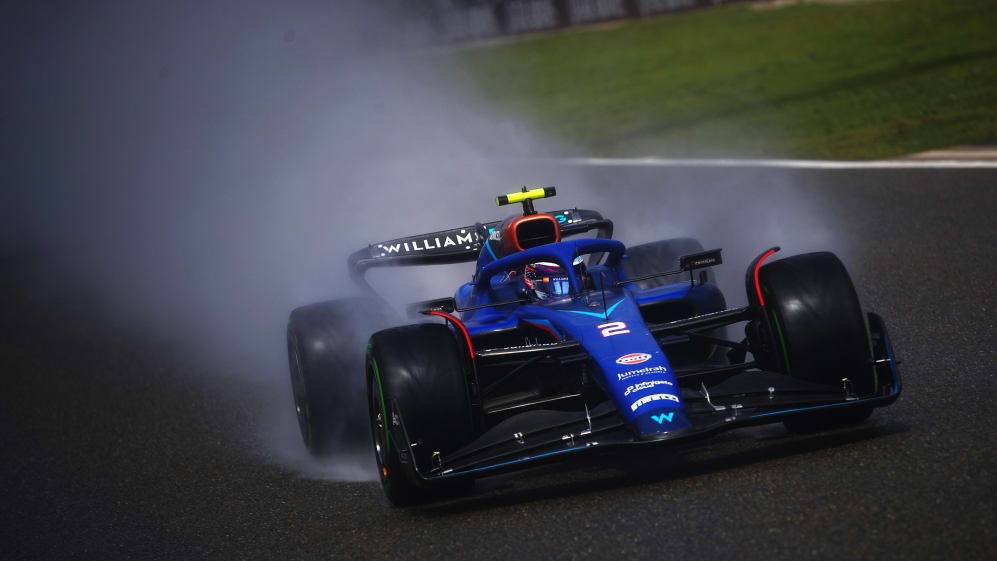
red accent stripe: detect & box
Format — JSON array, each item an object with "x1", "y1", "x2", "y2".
[
  {"x1": 523, "y1": 320, "x2": 560, "y2": 341},
  {"x1": 754, "y1": 249, "x2": 778, "y2": 307},
  {"x1": 429, "y1": 311, "x2": 475, "y2": 358}
]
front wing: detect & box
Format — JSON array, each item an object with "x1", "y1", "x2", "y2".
[{"x1": 393, "y1": 312, "x2": 901, "y2": 481}]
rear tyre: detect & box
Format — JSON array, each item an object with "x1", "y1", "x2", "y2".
[
  {"x1": 754, "y1": 252, "x2": 876, "y2": 433},
  {"x1": 287, "y1": 297, "x2": 391, "y2": 457},
  {"x1": 367, "y1": 323, "x2": 476, "y2": 506},
  {"x1": 621, "y1": 238, "x2": 711, "y2": 290},
  {"x1": 623, "y1": 238, "x2": 725, "y2": 365}
]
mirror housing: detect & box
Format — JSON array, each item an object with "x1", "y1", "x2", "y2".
[{"x1": 406, "y1": 297, "x2": 456, "y2": 317}]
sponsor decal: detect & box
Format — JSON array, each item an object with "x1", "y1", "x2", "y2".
[
  {"x1": 376, "y1": 230, "x2": 479, "y2": 256},
  {"x1": 623, "y1": 380, "x2": 674, "y2": 396},
  {"x1": 554, "y1": 210, "x2": 583, "y2": 225},
  {"x1": 630, "y1": 393, "x2": 680, "y2": 412},
  {"x1": 688, "y1": 256, "x2": 716, "y2": 267},
  {"x1": 488, "y1": 341, "x2": 563, "y2": 351},
  {"x1": 597, "y1": 321, "x2": 630, "y2": 338},
  {"x1": 616, "y1": 353, "x2": 651, "y2": 365},
  {"x1": 616, "y1": 365, "x2": 668, "y2": 381},
  {"x1": 371, "y1": 210, "x2": 586, "y2": 259},
  {"x1": 651, "y1": 412, "x2": 674, "y2": 424},
  {"x1": 680, "y1": 249, "x2": 723, "y2": 270}
]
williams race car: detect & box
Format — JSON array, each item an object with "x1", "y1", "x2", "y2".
[{"x1": 286, "y1": 187, "x2": 901, "y2": 505}]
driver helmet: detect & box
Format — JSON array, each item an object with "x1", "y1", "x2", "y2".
[{"x1": 523, "y1": 256, "x2": 587, "y2": 301}]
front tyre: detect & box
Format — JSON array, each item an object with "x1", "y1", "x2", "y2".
[
  {"x1": 755, "y1": 252, "x2": 876, "y2": 433},
  {"x1": 366, "y1": 323, "x2": 475, "y2": 506}
]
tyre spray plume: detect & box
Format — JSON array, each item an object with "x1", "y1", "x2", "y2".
[{"x1": 1, "y1": 1, "x2": 850, "y2": 482}]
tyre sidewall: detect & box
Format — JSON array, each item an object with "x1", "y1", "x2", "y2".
[
  {"x1": 758, "y1": 252, "x2": 875, "y2": 393},
  {"x1": 366, "y1": 323, "x2": 475, "y2": 504},
  {"x1": 287, "y1": 297, "x2": 393, "y2": 456}
]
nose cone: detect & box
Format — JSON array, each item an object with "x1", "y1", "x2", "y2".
[{"x1": 632, "y1": 407, "x2": 693, "y2": 440}]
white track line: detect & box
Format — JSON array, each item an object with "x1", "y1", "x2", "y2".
[{"x1": 547, "y1": 157, "x2": 997, "y2": 169}]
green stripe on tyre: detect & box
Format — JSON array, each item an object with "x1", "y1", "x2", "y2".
[{"x1": 369, "y1": 352, "x2": 390, "y2": 454}]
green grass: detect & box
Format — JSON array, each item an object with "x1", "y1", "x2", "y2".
[{"x1": 452, "y1": 0, "x2": 997, "y2": 159}]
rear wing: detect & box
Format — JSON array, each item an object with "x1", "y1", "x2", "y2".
[{"x1": 347, "y1": 208, "x2": 612, "y2": 290}]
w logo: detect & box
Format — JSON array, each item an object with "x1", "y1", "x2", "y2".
[{"x1": 651, "y1": 412, "x2": 674, "y2": 424}]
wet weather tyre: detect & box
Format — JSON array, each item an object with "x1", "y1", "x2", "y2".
[
  {"x1": 621, "y1": 238, "x2": 711, "y2": 289},
  {"x1": 755, "y1": 252, "x2": 875, "y2": 433},
  {"x1": 367, "y1": 323, "x2": 475, "y2": 506},
  {"x1": 623, "y1": 238, "x2": 725, "y2": 364},
  {"x1": 287, "y1": 298, "x2": 391, "y2": 457}
]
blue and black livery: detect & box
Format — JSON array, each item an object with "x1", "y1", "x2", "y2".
[{"x1": 293, "y1": 187, "x2": 902, "y2": 505}]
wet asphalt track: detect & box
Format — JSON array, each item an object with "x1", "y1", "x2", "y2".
[{"x1": 2, "y1": 166, "x2": 995, "y2": 560}]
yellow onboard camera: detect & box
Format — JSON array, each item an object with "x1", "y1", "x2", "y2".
[{"x1": 496, "y1": 186, "x2": 556, "y2": 215}]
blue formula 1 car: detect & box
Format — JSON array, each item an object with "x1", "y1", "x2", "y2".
[{"x1": 286, "y1": 187, "x2": 901, "y2": 505}]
